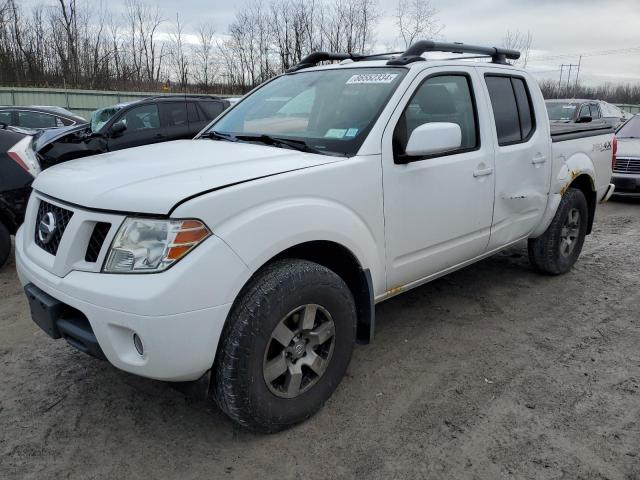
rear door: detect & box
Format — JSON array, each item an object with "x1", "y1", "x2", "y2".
[
  {"x1": 480, "y1": 71, "x2": 552, "y2": 250},
  {"x1": 381, "y1": 67, "x2": 496, "y2": 289},
  {"x1": 159, "y1": 101, "x2": 190, "y2": 141},
  {"x1": 106, "y1": 103, "x2": 166, "y2": 151},
  {"x1": 187, "y1": 101, "x2": 210, "y2": 136}
]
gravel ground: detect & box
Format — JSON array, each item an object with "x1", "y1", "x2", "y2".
[{"x1": 0, "y1": 199, "x2": 639, "y2": 480}]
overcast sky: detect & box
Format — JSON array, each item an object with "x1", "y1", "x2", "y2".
[{"x1": 31, "y1": 0, "x2": 640, "y2": 85}]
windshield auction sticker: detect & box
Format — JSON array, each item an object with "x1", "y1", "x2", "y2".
[{"x1": 346, "y1": 73, "x2": 398, "y2": 84}]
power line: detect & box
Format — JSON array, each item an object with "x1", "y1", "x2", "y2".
[{"x1": 532, "y1": 46, "x2": 640, "y2": 61}]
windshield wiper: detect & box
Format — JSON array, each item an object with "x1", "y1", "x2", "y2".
[
  {"x1": 234, "y1": 134, "x2": 331, "y2": 155},
  {"x1": 200, "y1": 130, "x2": 236, "y2": 142}
]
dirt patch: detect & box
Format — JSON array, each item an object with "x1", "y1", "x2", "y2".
[{"x1": 1, "y1": 200, "x2": 639, "y2": 480}]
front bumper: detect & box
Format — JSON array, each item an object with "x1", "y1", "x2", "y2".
[
  {"x1": 16, "y1": 225, "x2": 250, "y2": 382},
  {"x1": 612, "y1": 174, "x2": 640, "y2": 198}
]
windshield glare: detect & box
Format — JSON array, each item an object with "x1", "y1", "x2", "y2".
[
  {"x1": 91, "y1": 105, "x2": 123, "y2": 132},
  {"x1": 617, "y1": 115, "x2": 640, "y2": 138},
  {"x1": 546, "y1": 102, "x2": 577, "y2": 121},
  {"x1": 209, "y1": 68, "x2": 407, "y2": 156}
]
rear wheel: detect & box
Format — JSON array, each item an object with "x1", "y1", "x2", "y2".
[
  {"x1": 0, "y1": 222, "x2": 10, "y2": 269},
  {"x1": 213, "y1": 259, "x2": 356, "y2": 433},
  {"x1": 528, "y1": 187, "x2": 588, "y2": 275}
]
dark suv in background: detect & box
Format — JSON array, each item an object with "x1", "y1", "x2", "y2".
[{"x1": 38, "y1": 95, "x2": 231, "y2": 167}]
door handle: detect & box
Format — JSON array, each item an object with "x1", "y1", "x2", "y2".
[
  {"x1": 154, "y1": 133, "x2": 165, "y2": 139},
  {"x1": 532, "y1": 154, "x2": 547, "y2": 164},
  {"x1": 473, "y1": 167, "x2": 494, "y2": 177}
]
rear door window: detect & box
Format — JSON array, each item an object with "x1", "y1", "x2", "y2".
[
  {"x1": 200, "y1": 101, "x2": 225, "y2": 120},
  {"x1": 485, "y1": 75, "x2": 536, "y2": 146},
  {"x1": 589, "y1": 104, "x2": 601, "y2": 119},
  {"x1": 485, "y1": 76, "x2": 521, "y2": 145},
  {"x1": 0, "y1": 110, "x2": 12, "y2": 125},
  {"x1": 187, "y1": 102, "x2": 202, "y2": 123},
  {"x1": 17, "y1": 111, "x2": 59, "y2": 128},
  {"x1": 160, "y1": 102, "x2": 188, "y2": 127}
]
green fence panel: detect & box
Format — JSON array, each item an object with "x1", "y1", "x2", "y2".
[{"x1": 0, "y1": 87, "x2": 232, "y2": 121}]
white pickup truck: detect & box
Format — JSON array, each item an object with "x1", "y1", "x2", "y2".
[{"x1": 16, "y1": 41, "x2": 616, "y2": 432}]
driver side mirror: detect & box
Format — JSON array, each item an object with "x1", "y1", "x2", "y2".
[
  {"x1": 110, "y1": 121, "x2": 127, "y2": 137},
  {"x1": 576, "y1": 115, "x2": 592, "y2": 123},
  {"x1": 402, "y1": 122, "x2": 462, "y2": 160}
]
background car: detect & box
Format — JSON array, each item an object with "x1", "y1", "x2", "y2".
[
  {"x1": 0, "y1": 128, "x2": 40, "y2": 268},
  {"x1": 612, "y1": 114, "x2": 640, "y2": 198},
  {"x1": 599, "y1": 101, "x2": 633, "y2": 129},
  {"x1": 0, "y1": 106, "x2": 86, "y2": 130},
  {"x1": 545, "y1": 99, "x2": 620, "y2": 127},
  {"x1": 37, "y1": 95, "x2": 231, "y2": 166}
]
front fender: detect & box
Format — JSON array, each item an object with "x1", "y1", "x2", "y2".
[{"x1": 210, "y1": 197, "x2": 385, "y2": 294}]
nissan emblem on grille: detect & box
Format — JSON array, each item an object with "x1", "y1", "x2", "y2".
[{"x1": 38, "y1": 212, "x2": 57, "y2": 245}]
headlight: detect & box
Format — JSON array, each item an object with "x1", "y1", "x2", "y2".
[{"x1": 103, "y1": 218, "x2": 211, "y2": 273}]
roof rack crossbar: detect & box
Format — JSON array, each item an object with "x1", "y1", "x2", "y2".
[
  {"x1": 386, "y1": 40, "x2": 520, "y2": 66},
  {"x1": 286, "y1": 51, "x2": 407, "y2": 72},
  {"x1": 287, "y1": 52, "x2": 355, "y2": 72}
]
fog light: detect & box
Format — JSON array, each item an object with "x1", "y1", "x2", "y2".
[{"x1": 133, "y1": 333, "x2": 144, "y2": 355}]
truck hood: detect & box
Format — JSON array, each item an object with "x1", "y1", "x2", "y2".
[
  {"x1": 33, "y1": 139, "x2": 342, "y2": 214},
  {"x1": 616, "y1": 137, "x2": 640, "y2": 158}
]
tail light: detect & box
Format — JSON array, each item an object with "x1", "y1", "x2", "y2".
[
  {"x1": 612, "y1": 135, "x2": 618, "y2": 170},
  {"x1": 8, "y1": 135, "x2": 41, "y2": 178}
]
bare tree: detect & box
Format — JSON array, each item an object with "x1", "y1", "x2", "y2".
[
  {"x1": 169, "y1": 13, "x2": 189, "y2": 89},
  {"x1": 502, "y1": 29, "x2": 532, "y2": 69},
  {"x1": 395, "y1": 0, "x2": 443, "y2": 49},
  {"x1": 193, "y1": 23, "x2": 216, "y2": 89}
]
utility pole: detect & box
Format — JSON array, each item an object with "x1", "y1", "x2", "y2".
[
  {"x1": 558, "y1": 59, "x2": 581, "y2": 97},
  {"x1": 574, "y1": 55, "x2": 582, "y2": 96}
]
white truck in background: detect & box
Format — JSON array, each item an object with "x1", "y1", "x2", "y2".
[{"x1": 15, "y1": 41, "x2": 615, "y2": 433}]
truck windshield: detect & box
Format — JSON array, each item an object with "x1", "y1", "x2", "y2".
[
  {"x1": 546, "y1": 102, "x2": 577, "y2": 121},
  {"x1": 208, "y1": 68, "x2": 407, "y2": 156},
  {"x1": 617, "y1": 115, "x2": 640, "y2": 138}
]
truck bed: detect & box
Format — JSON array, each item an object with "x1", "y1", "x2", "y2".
[{"x1": 550, "y1": 121, "x2": 614, "y2": 142}]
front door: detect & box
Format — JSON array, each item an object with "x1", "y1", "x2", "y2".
[
  {"x1": 107, "y1": 103, "x2": 167, "y2": 151},
  {"x1": 382, "y1": 67, "x2": 496, "y2": 290}
]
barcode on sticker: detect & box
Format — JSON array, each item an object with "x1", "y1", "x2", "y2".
[{"x1": 346, "y1": 73, "x2": 398, "y2": 85}]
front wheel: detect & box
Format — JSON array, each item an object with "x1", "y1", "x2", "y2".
[
  {"x1": 528, "y1": 187, "x2": 589, "y2": 275},
  {"x1": 213, "y1": 259, "x2": 357, "y2": 433},
  {"x1": 0, "y1": 222, "x2": 10, "y2": 269}
]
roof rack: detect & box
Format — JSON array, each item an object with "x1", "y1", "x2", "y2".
[
  {"x1": 285, "y1": 41, "x2": 519, "y2": 73},
  {"x1": 287, "y1": 52, "x2": 358, "y2": 72},
  {"x1": 387, "y1": 40, "x2": 520, "y2": 65},
  {"x1": 142, "y1": 94, "x2": 223, "y2": 101},
  {"x1": 286, "y1": 51, "x2": 405, "y2": 72}
]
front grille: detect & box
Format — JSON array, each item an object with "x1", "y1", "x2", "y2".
[
  {"x1": 613, "y1": 157, "x2": 640, "y2": 174},
  {"x1": 34, "y1": 201, "x2": 74, "y2": 255},
  {"x1": 85, "y1": 222, "x2": 111, "y2": 263}
]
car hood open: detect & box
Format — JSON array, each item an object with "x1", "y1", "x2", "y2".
[{"x1": 33, "y1": 139, "x2": 342, "y2": 214}]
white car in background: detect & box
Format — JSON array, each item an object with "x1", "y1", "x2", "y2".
[{"x1": 611, "y1": 114, "x2": 640, "y2": 197}]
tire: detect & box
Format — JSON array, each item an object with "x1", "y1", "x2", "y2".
[
  {"x1": 0, "y1": 221, "x2": 10, "y2": 269},
  {"x1": 528, "y1": 187, "x2": 589, "y2": 275},
  {"x1": 213, "y1": 259, "x2": 357, "y2": 433}
]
